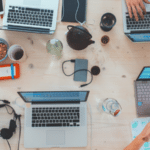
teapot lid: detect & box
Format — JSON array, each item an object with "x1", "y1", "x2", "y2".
[{"x1": 67, "y1": 25, "x2": 92, "y2": 39}]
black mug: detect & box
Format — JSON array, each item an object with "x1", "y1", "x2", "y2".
[{"x1": 100, "y1": 13, "x2": 116, "y2": 32}]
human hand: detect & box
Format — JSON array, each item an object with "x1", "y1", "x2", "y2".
[
  {"x1": 139, "y1": 122, "x2": 150, "y2": 142},
  {"x1": 125, "y1": 0, "x2": 150, "y2": 21}
]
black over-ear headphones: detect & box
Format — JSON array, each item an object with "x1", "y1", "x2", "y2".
[{"x1": 0, "y1": 100, "x2": 21, "y2": 150}]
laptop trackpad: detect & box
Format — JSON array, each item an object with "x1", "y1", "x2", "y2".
[
  {"x1": 46, "y1": 130, "x2": 65, "y2": 146},
  {"x1": 23, "y1": 0, "x2": 41, "y2": 6}
]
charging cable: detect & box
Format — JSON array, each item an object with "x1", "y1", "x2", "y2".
[
  {"x1": 0, "y1": 100, "x2": 10, "y2": 104},
  {"x1": 61, "y1": 0, "x2": 86, "y2": 26},
  {"x1": 62, "y1": 59, "x2": 93, "y2": 87},
  {"x1": 11, "y1": 97, "x2": 25, "y2": 109}
]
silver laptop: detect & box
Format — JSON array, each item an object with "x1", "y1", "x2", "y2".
[
  {"x1": 2, "y1": 0, "x2": 59, "y2": 34},
  {"x1": 18, "y1": 91, "x2": 89, "y2": 148},
  {"x1": 134, "y1": 67, "x2": 150, "y2": 117},
  {"x1": 122, "y1": 0, "x2": 150, "y2": 42}
]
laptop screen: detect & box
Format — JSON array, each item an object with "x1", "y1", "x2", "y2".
[
  {"x1": 137, "y1": 67, "x2": 150, "y2": 80},
  {"x1": 18, "y1": 91, "x2": 89, "y2": 103},
  {"x1": 127, "y1": 33, "x2": 150, "y2": 42}
]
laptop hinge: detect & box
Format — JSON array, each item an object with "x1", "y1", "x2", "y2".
[
  {"x1": 130, "y1": 30, "x2": 150, "y2": 34},
  {"x1": 31, "y1": 101, "x2": 81, "y2": 105},
  {"x1": 7, "y1": 25, "x2": 50, "y2": 34}
]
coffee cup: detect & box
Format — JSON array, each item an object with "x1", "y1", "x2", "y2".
[
  {"x1": 101, "y1": 35, "x2": 110, "y2": 46},
  {"x1": 8, "y1": 45, "x2": 27, "y2": 62}
]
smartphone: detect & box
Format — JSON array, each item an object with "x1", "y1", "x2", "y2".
[
  {"x1": 0, "y1": 0, "x2": 4, "y2": 15},
  {"x1": 74, "y1": 59, "x2": 88, "y2": 82}
]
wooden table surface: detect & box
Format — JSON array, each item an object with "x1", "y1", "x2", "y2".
[{"x1": 0, "y1": 0, "x2": 149, "y2": 150}]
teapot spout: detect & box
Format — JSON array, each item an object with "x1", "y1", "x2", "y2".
[{"x1": 89, "y1": 40, "x2": 95, "y2": 45}]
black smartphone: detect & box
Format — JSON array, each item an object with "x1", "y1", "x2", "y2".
[
  {"x1": 74, "y1": 59, "x2": 88, "y2": 82},
  {"x1": 0, "y1": 0, "x2": 4, "y2": 15}
]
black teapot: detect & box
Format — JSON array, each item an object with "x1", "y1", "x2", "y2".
[{"x1": 66, "y1": 25, "x2": 95, "y2": 50}]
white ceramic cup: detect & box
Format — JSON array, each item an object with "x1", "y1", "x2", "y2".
[{"x1": 8, "y1": 45, "x2": 27, "y2": 62}]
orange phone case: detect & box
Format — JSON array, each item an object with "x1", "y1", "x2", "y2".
[{"x1": 0, "y1": 64, "x2": 20, "y2": 80}]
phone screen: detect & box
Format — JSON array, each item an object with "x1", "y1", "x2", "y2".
[{"x1": 0, "y1": 0, "x2": 3, "y2": 12}]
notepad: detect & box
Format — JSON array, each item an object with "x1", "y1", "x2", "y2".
[
  {"x1": 61, "y1": 0, "x2": 87, "y2": 23},
  {"x1": 131, "y1": 118, "x2": 150, "y2": 150}
]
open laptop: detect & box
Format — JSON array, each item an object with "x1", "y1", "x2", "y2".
[
  {"x1": 122, "y1": 0, "x2": 150, "y2": 42},
  {"x1": 134, "y1": 67, "x2": 150, "y2": 117},
  {"x1": 18, "y1": 91, "x2": 89, "y2": 148},
  {"x1": 1, "y1": 0, "x2": 59, "y2": 34}
]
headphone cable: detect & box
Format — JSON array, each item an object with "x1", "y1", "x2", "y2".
[
  {"x1": 62, "y1": 60, "x2": 93, "y2": 87},
  {"x1": 4, "y1": 104, "x2": 21, "y2": 150},
  {"x1": 6, "y1": 140, "x2": 11, "y2": 150},
  {"x1": 17, "y1": 115, "x2": 21, "y2": 150}
]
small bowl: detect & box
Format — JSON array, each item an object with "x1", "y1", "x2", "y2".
[{"x1": 0, "y1": 38, "x2": 9, "y2": 62}]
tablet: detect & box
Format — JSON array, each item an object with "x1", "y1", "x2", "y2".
[{"x1": 61, "y1": 0, "x2": 87, "y2": 23}]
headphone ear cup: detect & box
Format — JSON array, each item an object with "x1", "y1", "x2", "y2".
[{"x1": 1, "y1": 128, "x2": 13, "y2": 140}]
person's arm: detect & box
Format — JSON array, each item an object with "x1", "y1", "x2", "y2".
[
  {"x1": 124, "y1": 135, "x2": 145, "y2": 150},
  {"x1": 125, "y1": 0, "x2": 150, "y2": 21},
  {"x1": 124, "y1": 122, "x2": 150, "y2": 150}
]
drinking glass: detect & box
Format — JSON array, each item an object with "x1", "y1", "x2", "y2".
[{"x1": 102, "y1": 98, "x2": 122, "y2": 117}]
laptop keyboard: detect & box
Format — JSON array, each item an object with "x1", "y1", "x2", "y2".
[
  {"x1": 136, "y1": 82, "x2": 150, "y2": 102},
  {"x1": 7, "y1": 6, "x2": 54, "y2": 27},
  {"x1": 32, "y1": 107, "x2": 80, "y2": 127},
  {"x1": 126, "y1": 12, "x2": 150, "y2": 30}
]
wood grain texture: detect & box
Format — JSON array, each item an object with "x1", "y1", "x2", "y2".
[{"x1": 0, "y1": 0, "x2": 147, "y2": 149}]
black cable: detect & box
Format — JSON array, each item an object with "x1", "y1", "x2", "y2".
[
  {"x1": 62, "y1": 60, "x2": 93, "y2": 87},
  {"x1": 6, "y1": 140, "x2": 11, "y2": 150},
  {"x1": 0, "y1": 100, "x2": 10, "y2": 104},
  {"x1": 16, "y1": 115, "x2": 21, "y2": 150},
  {"x1": 7, "y1": 106, "x2": 21, "y2": 150},
  {"x1": 4, "y1": 105, "x2": 16, "y2": 119},
  {"x1": 5, "y1": 106, "x2": 13, "y2": 115}
]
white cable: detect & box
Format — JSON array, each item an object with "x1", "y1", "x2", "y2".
[
  {"x1": 75, "y1": 0, "x2": 86, "y2": 26},
  {"x1": 11, "y1": 97, "x2": 25, "y2": 109},
  {"x1": 87, "y1": 102, "x2": 93, "y2": 150}
]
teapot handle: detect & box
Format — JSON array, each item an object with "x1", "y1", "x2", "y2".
[{"x1": 67, "y1": 25, "x2": 74, "y2": 31}]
